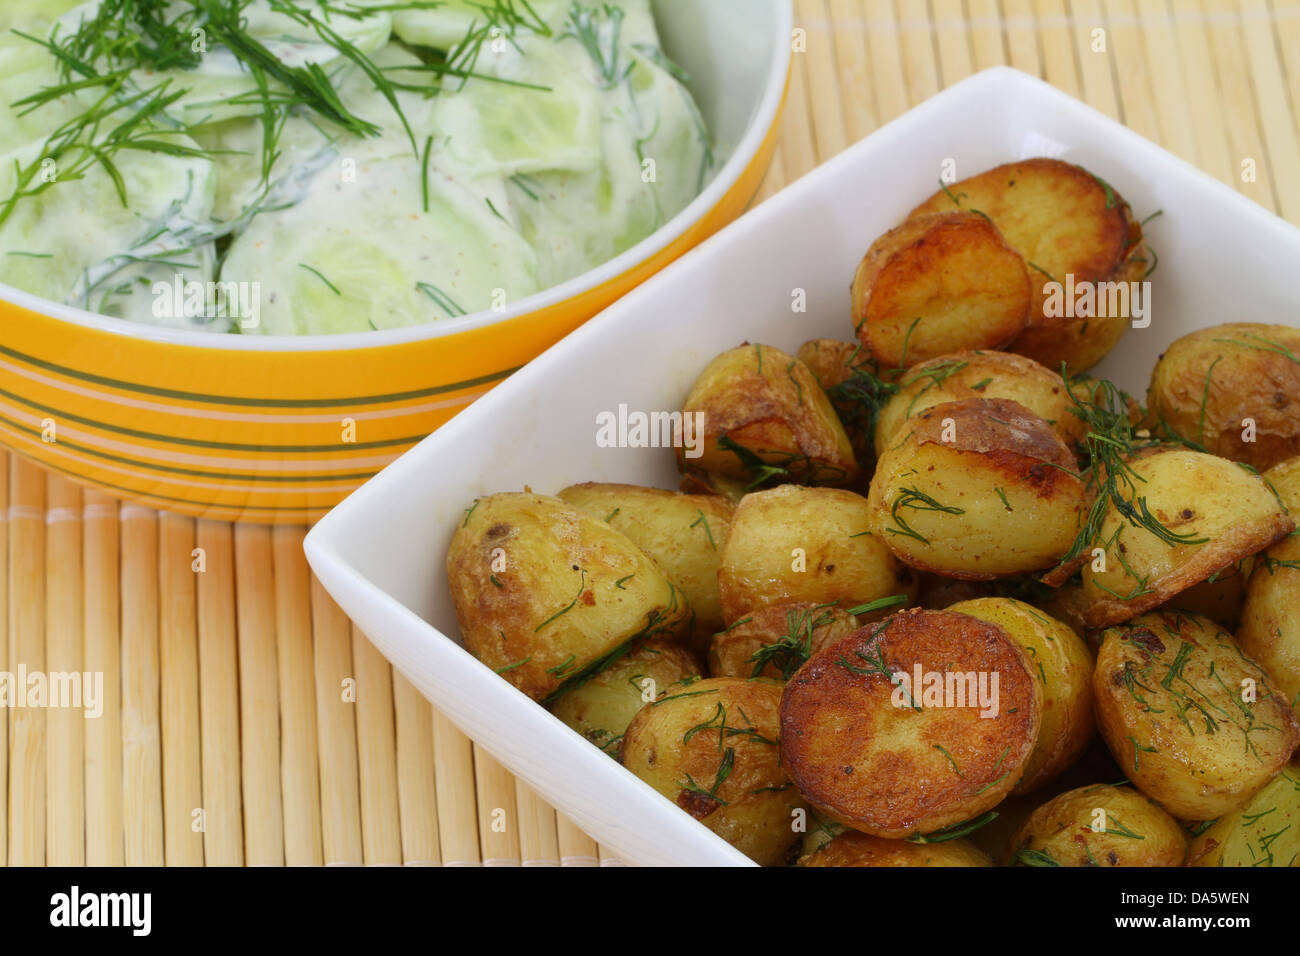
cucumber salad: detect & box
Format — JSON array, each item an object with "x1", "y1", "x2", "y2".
[{"x1": 0, "y1": 1, "x2": 716, "y2": 334}]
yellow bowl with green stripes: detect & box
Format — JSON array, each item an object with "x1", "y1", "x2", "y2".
[{"x1": 0, "y1": 0, "x2": 792, "y2": 523}]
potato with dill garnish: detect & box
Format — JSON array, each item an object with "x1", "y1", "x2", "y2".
[
  {"x1": 799, "y1": 830, "x2": 992, "y2": 867},
  {"x1": 716, "y1": 484, "x2": 913, "y2": 625},
  {"x1": 1146, "y1": 323, "x2": 1300, "y2": 471},
  {"x1": 1238, "y1": 456, "x2": 1300, "y2": 705},
  {"x1": 1009, "y1": 784, "x2": 1187, "y2": 867},
  {"x1": 549, "y1": 638, "x2": 702, "y2": 754},
  {"x1": 908, "y1": 159, "x2": 1148, "y2": 374},
  {"x1": 446, "y1": 492, "x2": 691, "y2": 702},
  {"x1": 1092, "y1": 611, "x2": 1300, "y2": 819},
  {"x1": 866, "y1": 397, "x2": 1088, "y2": 579},
  {"x1": 796, "y1": 339, "x2": 883, "y2": 474},
  {"x1": 621, "y1": 677, "x2": 805, "y2": 865},
  {"x1": 948, "y1": 597, "x2": 1095, "y2": 794},
  {"x1": 1078, "y1": 446, "x2": 1293, "y2": 629},
  {"x1": 679, "y1": 344, "x2": 859, "y2": 488},
  {"x1": 709, "y1": 602, "x2": 863, "y2": 681},
  {"x1": 556, "y1": 483, "x2": 732, "y2": 651},
  {"x1": 850, "y1": 212, "x2": 1031, "y2": 368},
  {"x1": 1187, "y1": 761, "x2": 1300, "y2": 867}
]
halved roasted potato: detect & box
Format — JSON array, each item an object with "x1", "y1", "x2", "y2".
[
  {"x1": 717, "y1": 484, "x2": 912, "y2": 624},
  {"x1": 851, "y1": 211, "x2": 1031, "y2": 368},
  {"x1": 866, "y1": 398, "x2": 1088, "y2": 578},
  {"x1": 709, "y1": 602, "x2": 862, "y2": 681},
  {"x1": 1093, "y1": 611, "x2": 1300, "y2": 819},
  {"x1": 1009, "y1": 783, "x2": 1187, "y2": 867},
  {"x1": 1186, "y1": 761, "x2": 1300, "y2": 867},
  {"x1": 621, "y1": 677, "x2": 805, "y2": 865},
  {"x1": 780, "y1": 608, "x2": 1041, "y2": 838},
  {"x1": 799, "y1": 830, "x2": 992, "y2": 867},
  {"x1": 948, "y1": 597, "x2": 1095, "y2": 793},
  {"x1": 1239, "y1": 456, "x2": 1300, "y2": 705},
  {"x1": 1147, "y1": 323, "x2": 1300, "y2": 471},
  {"x1": 557, "y1": 482, "x2": 733, "y2": 649},
  {"x1": 549, "y1": 638, "x2": 703, "y2": 753},
  {"x1": 446, "y1": 492, "x2": 690, "y2": 702},
  {"x1": 679, "y1": 343, "x2": 858, "y2": 487},
  {"x1": 1080, "y1": 447, "x2": 1294, "y2": 628},
  {"x1": 909, "y1": 159, "x2": 1147, "y2": 373}
]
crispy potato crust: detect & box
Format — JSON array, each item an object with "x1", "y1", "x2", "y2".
[
  {"x1": 799, "y1": 830, "x2": 992, "y2": 867},
  {"x1": 1010, "y1": 784, "x2": 1187, "y2": 867},
  {"x1": 709, "y1": 602, "x2": 862, "y2": 681},
  {"x1": 851, "y1": 212, "x2": 1031, "y2": 367},
  {"x1": 780, "y1": 608, "x2": 1041, "y2": 837},
  {"x1": 1093, "y1": 611, "x2": 1300, "y2": 819}
]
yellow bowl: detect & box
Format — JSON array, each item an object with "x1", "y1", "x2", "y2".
[{"x1": 0, "y1": 0, "x2": 792, "y2": 523}]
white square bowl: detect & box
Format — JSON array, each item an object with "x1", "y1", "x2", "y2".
[{"x1": 305, "y1": 66, "x2": 1300, "y2": 867}]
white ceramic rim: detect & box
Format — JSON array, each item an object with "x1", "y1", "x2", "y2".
[{"x1": 0, "y1": 1, "x2": 794, "y2": 354}]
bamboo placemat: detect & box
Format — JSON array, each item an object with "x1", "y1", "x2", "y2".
[{"x1": 4, "y1": 0, "x2": 1299, "y2": 866}]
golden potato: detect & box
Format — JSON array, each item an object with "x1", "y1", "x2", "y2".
[
  {"x1": 1093, "y1": 611, "x2": 1300, "y2": 819},
  {"x1": 795, "y1": 338, "x2": 872, "y2": 390},
  {"x1": 850, "y1": 211, "x2": 1031, "y2": 368},
  {"x1": 679, "y1": 343, "x2": 858, "y2": 487},
  {"x1": 549, "y1": 638, "x2": 703, "y2": 753},
  {"x1": 866, "y1": 397, "x2": 1088, "y2": 578},
  {"x1": 1079, "y1": 447, "x2": 1293, "y2": 628},
  {"x1": 717, "y1": 484, "x2": 912, "y2": 624},
  {"x1": 1156, "y1": 557, "x2": 1252, "y2": 631},
  {"x1": 948, "y1": 597, "x2": 1095, "y2": 793},
  {"x1": 800, "y1": 830, "x2": 992, "y2": 867},
  {"x1": 1237, "y1": 456, "x2": 1300, "y2": 706},
  {"x1": 909, "y1": 159, "x2": 1147, "y2": 373},
  {"x1": 780, "y1": 608, "x2": 1041, "y2": 838},
  {"x1": 873, "y1": 349, "x2": 1086, "y2": 457},
  {"x1": 446, "y1": 493, "x2": 690, "y2": 702},
  {"x1": 621, "y1": 677, "x2": 805, "y2": 865},
  {"x1": 797, "y1": 338, "x2": 885, "y2": 476},
  {"x1": 1009, "y1": 784, "x2": 1187, "y2": 867},
  {"x1": 1187, "y1": 762, "x2": 1300, "y2": 867},
  {"x1": 709, "y1": 602, "x2": 864, "y2": 681},
  {"x1": 557, "y1": 482, "x2": 733, "y2": 648},
  {"x1": 1147, "y1": 323, "x2": 1300, "y2": 471}
]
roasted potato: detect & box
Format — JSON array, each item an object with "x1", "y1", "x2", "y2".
[
  {"x1": 873, "y1": 349, "x2": 1087, "y2": 457},
  {"x1": 1187, "y1": 761, "x2": 1300, "y2": 867},
  {"x1": 850, "y1": 211, "x2": 1031, "y2": 368},
  {"x1": 909, "y1": 159, "x2": 1147, "y2": 373},
  {"x1": 549, "y1": 638, "x2": 703, "y2": 753},
  {"x1": 621, "y1": 677, "x2": 804, "y2": 865},
  {"x1": 679, "y1": 343, "x2": 858, "y2": 487},
  {"x1": 1147, "y1": 323, "x2": 1300, "y2": 471},
  {"x1": 678, "y1": 468, "x2": 748, "y2": 504},
  {"x1": 446, "y1": 493, "x2": 690, "y2": 702},
  {"x1": 1238, "y1": 456, "x2": 1300, "y2": 706},
  {"x1": 709, "y1": 602, "x2": 863, "y2": 681},
  {"x1": 796, "y1": 338, "x2": 872, "y2": 390},
  {"x1": 1009, "y1": 784, "x2": 1187, "y2": 867},
  {"x1": 1079, "y1": 447, "x2": 1293, "y2": 628},
  {"x1": 799, "y1": 830, "x2": 992, "y2": 867},
  {"x1": 557, "y1": 482, "x2": 733, "y2": 649},
  {"x1": 717, "y1": 484, "x2": 912, "y2": 624},
  {"x1": 948, "y1": 597, "x2": 1095, "y2": 793},
  {"x1": 1157, "y1": 557, "x2": 1252, "y2": 631},
  {"x1": 797, "y1": 338, "x2": 883, "y2": 475},
  {"x1": 866, "y1": 398, "x2": 1088, "y2": 578},
  {"x1": 1092, "y1": 611, "x2": 1300, "y2": 819},
  {"x1": 780, "y1": 608, "x2": 1041, "y2": 837}
]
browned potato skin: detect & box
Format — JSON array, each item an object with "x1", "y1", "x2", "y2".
[
  {"x1": 621, "y1": 677, "x2": 805, "y2": 865},
  {"x1": 851, "y1": 211, "x2": 1031, "y2": 368},
  {"x1": 909, "y1": 159, "x2": 1146, "y2": 373},
  {"x1": 780, "y1": 609, "x2": 1041, "y2": 838},
  {"x1": 709, "y1": 602, "x2": 862, "y2": 681},
  {"x1": 1093, "y1": 611, "x2": 1300, "y2": 819},
  {"x1": 446, "y1": 493, "x2": 690, "y2": 701},
  {"x1": 799, "y1": 831, "x2": 992, "y2": 867},
  {"x1": 874, "y1": 350, "x2": 1086, "y2": 457},
  {"x1": 557, "y1": 483, "x2": 732, "y2": 649},
  {"x1": 796, "y1": 339, "x2": 872, "y2": 390},
  {"x1": 1156, "y1": 557, "x2": 1251, "y2": 631},
  {"x1": 679, "y1": 344, "x2": 858, "y2": 486},
  {"x1": 867, "y1": 398, "x2": 1088, "y2": 579},
  {"x1": 717, "y1": 484, "x2": 912, "y2": 624},
  {"x1": 1147, "y1": 323, "x2": 1300, "y2": 471},
  {"x1": 949, "y1": 597, "x2": 1095, "y2": 793},
  {"x1": 1010, "y1": 784, "x2": 1187, "y2": 867},
  {"x1": 1239, "y1": 456, "x2": 1300, "y2": 705}
]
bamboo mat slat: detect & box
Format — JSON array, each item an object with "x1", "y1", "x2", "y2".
[{"x1": 3, "y1": 0, "x2": 1300, "y2": 867}]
